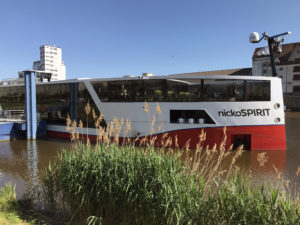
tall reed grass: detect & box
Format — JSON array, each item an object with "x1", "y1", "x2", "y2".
[{"x1": 40, "y1": 103, "x2": 300, "y2": 224}]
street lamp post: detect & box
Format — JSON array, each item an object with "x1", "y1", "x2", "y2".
[{"x1": 249, "y1": 31, "x2": 291, "y2": 77}]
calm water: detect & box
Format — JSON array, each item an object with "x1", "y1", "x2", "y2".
[{"x1": 0, "y1": 112, "x2": 299, "y2": 199}]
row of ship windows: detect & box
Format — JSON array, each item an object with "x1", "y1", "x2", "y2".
[
  {"x1": 92, "y1": 79, "x2": 271, "y2": 102},
  {"x1": 0, "y1": 81, "x2": 271, "y2": 127}
]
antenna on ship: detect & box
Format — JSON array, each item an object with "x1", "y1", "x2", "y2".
[{"x1": 249, "y1": 31, "x2": 291, "y2": 77}]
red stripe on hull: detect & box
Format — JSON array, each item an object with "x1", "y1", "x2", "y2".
[{"x1": 47, "y1": 125, "x2": 286, "y2": 151}]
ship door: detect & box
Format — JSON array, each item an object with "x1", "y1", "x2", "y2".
[{"x1": 232, "y1": 134, "x2": 251, "y2": 150}]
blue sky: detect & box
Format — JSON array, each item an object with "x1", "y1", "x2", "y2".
[{"x1": 0, "y1": 0, "x2": 299, "y2": 80}]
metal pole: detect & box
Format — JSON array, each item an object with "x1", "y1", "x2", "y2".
[{"x1": 267, "y1": 38, "x2": 277, "y2": 77}]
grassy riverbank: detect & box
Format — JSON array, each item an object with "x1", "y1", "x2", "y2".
[
  {"x1": 2, "y1": 143, "x2": 300, "y2": 225},
  {"x1": 0, "y1": 184, "x2": 66, "y2": 225},
  {"x1": 0, "y1": 184, "x2": 30, "y2": 225},
  {"x1": 41, "y1": 142, "x2": 300, "y2": 225}
]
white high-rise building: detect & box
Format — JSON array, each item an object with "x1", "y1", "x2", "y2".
[{"x1": 33, "y1": 45, "x2": 66, "y2": 81}]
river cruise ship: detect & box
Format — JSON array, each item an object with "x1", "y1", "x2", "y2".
[{"x1": 0, "y1": 74, "x2": 286, "y2": 150}]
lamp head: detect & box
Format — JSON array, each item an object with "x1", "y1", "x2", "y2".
[{"x1": 249, "y1": 32, "x2": 260, "y2": 43}]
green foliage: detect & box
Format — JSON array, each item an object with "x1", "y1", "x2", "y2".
[
  {"x1": 0, "y1": 184, "x2": 30, "y2": 225},
  {"x1": 0, "y1": 184, "x2": 17, "y2": 212},
  {"x1": 41, "y1": 143, "x2": 300, "y2": 225},
  {"x1": 205, "y1": 175, "x2": 300, "y2": 225},
  {"x1": 42, "y1": 143, "x2": 204, "y2": 224}
]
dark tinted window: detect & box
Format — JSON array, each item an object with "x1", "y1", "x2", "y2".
[
  {"x1": 144, "y1": 79, "x2": 167, "y2": 102},
  {"x1": 167, "y1": 79, "x2": 201, "y2": 102},
  {"x1": 37, "y1": 83, "x2": 70, "y2": 125},
  {"x1": 36, "y1": 82, "x2": 106, "y2": 127},
  {"x1": 203, "y1": 79, "x2": 245, "y2": 102},
  {"x1": 170, "y1": 110, "x2": 215, "y2": 124},
  {"x1": 244, "y1": 80, "x2": 270, "y2": 101},
  {"x1": 0, "y1": 86, "x2": 25, "y2": 110},
  {"x1": 93, "y1": 80, "x2": 144, "y2": 102},
  {"x1": 92, "y1": 79, "x2": 270, "y2": 102}
]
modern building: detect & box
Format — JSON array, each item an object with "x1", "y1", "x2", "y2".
[
  {"x1": 252, "y1": 42, "x2": 300, "y2": 93},
  {"x1": 33, "y1": 45, "x2": 66, "y2": 81}
]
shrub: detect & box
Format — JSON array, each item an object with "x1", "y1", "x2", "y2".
[
  {"x1": 42, "y1": 142, "x2": 300, "y2": 225},
  {"x1": 42, "y1": 143, "x2": 205, "y2": 224}
]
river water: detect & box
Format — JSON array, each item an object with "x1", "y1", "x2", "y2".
[{"x1": 0, "y1": 112, "x2": 299, "y2": 199}]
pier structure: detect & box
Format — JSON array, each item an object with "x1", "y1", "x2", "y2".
[{"x1": 24, "y1": 70, "x2": 37, "y2": 139}]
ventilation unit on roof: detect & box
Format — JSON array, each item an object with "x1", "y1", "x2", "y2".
[{"x1": 142, "y1": 73, "x2": 154, "y2": 77}]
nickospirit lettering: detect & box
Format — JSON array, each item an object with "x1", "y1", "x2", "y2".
[{"x1": 218, "y1": 108, "x2": 270, "y2": 117}]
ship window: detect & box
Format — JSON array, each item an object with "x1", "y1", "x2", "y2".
[
  {"x1": 166, "y1": 79, "x2": 201, "y2": 102},
  {"x1": 244, "y1": 80, "x2": 270, "y2": 101},
  {"x1": 92, "y1": 80, "x2": 144, "y2": 102},
  {"x1": 144, "y1": 80, "x2": 166, "y2": 102},
  {"x1": 203, "y1": 79, "x2": 245, "y2": 102},
  {"x1": 0, "y1": 86, "x2": 25, "y2": 111},
  {"x1": 36, "y1": 83, "x2": 70, "y2": 125},
  {"x1": 170, "y1": 110, "x2": 215, "y2": 124}
]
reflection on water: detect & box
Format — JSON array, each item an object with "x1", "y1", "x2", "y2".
[
  {"x1": 0, "y1": 113, "x2": 299, "y2": 199},
  {"x1": 0, "y1": 138, "x2": 70, "y2": 199}
]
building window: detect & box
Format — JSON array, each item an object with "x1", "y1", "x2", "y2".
[
  {"x1": 293, "y1": 66, "x2": 300, "y2": 72},
  {"x1": 293, "y1": 74, "x2": 300, "y2": 80},
  {"x1": 293, "y1": 85, "x2": 300, "y2": 92},
  {"x1": 279, "y1": 67, "x2": 283, "y2": 71}
]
